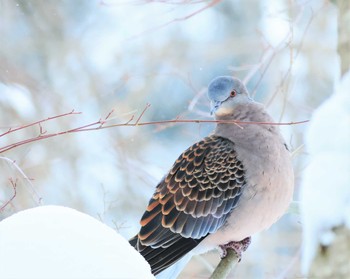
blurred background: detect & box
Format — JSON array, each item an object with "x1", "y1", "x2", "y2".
[{"x1": 0, "y1": 0, "x2": 340, "y2": 278}]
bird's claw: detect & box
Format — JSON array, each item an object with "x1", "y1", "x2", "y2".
[{"x1": 219, "y1": 236, "x2": 251, "y2": 261}]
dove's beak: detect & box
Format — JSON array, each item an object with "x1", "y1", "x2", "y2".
[{"x1": 210, "y1": 101, "x2": 222, "y2": 115}]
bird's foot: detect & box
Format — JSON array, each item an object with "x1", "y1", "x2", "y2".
[{"x1": 219, "y1": 236, "x2": 251, "y2": 261}]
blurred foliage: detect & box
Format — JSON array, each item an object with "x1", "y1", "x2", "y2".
[{"x1": 0, "y1": 0, "x2": 340, "y2": 278}]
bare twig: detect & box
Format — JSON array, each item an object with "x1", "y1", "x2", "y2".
[
  {"x1": 0, "y1": 110, "x2": 80, "y2": 138},
  {"x1": 0, "y1": 178, "x2": 17, "y2": 212},
  {"x1": 99, "y1": 109, "x2": 116, "y2": 127},
  {"x1": 0, "y1": 156, "x2": 42, "y2": 206},
  {"x1": 135, "y1": 103, "x2": 151, "y2": 125},
  {"x1": 125, "y1": 0, "x2": 222, "y2": 40},
  {"x1": 0, "y1": 107, "x2": 309, "y2": 154},
  {"x1": 266, "y1": 7, "x2": 315, "y2": 108}
]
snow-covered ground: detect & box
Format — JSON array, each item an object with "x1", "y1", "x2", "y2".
[{"x1": 0, "y1": 205, "x2": 154, "y2": 279}]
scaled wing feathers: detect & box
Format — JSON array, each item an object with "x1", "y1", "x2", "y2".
[{"x1": 138, "y1": 135, "x2": 246, "y2": 248}]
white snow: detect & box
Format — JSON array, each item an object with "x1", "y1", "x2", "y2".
[
  {"x1": 0, "y1": 205, "x2": 154, "y2": 279},
  {"x1": 300, "y1": 71, "x2": 350, "y2": 273}
]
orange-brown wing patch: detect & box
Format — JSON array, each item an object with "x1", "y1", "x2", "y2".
[{"x1": 138, "y1": 135, "x2": 245, "y2": 247}]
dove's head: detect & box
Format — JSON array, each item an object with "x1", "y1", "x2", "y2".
[{"x1": 207, "y1": 76, "x2": 251, "y2": 116}]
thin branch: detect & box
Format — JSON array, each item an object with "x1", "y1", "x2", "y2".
[
  {"x1": 0, "y1": 108, "x2": 309, "y2": 154},
  {"x1": 99, "y1": 108, "x2": 116, "y2": 127},
  {"x1": 104, "y1": 118, "x2": 309, "y2": 127},
  {"x1": 266, "y1": 6, "x2": 315, "y2": 107},
  {"x1": 0, "y1": 178, "x2": 17, "y2": 212},
  {"x1": 0, "y1": 110, "x2": 80, "y2": 138},
  {"x1": 126, "y1": 0, "x2": 222, "y2": 40},
  {"x1": 135, "y1": 103, "x2": 151, "y2": 125},
  {"x1": 0, "y1": 156, "x2": 42, "y2": 206}
]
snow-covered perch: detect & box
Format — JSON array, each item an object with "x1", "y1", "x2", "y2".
[
  {"x1": 0, "y1": 205, "x2": 154, "y2": 279},
  {"x1": 300, "y1": 71, "x2": 350, "y2": 277}
]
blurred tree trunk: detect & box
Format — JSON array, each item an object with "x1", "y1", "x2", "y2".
[
  {"x1": 332, "y1": 0, "x2": 350, "y2": 76},
  {"x1": 309, "y1": 226, "x2": 350, "y2": 278},
  {"x1": 308, "y1": 1, "x2": 350, "y2": 278}
]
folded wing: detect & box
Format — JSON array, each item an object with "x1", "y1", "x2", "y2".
[{"x1": 130, "y1": 135, "x2": 246, "y2": 275}]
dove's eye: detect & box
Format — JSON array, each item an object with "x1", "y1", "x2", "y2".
[{"x1": 230, "y1": 90, "x2": 237, "y2": 97}]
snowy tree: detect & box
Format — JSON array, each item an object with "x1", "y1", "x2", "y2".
[{"x1": 300, "y1": 1, "x2": 350, "y2": 277}]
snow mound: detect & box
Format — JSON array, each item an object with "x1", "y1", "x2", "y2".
[
  {"x1": 0, "y1": 205, "x2": 154, "y2": 279},
  {"x1": 300, "y1": 71, "x2": 350, "y2": 273}
]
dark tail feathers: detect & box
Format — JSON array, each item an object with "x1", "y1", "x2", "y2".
[{"x1": 129, "y1": 234, "x2": 204, "y2": 275}]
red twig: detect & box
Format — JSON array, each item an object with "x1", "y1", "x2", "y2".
[
  {"x1": 0, "y1": 110, "x2": 81, "y2": 138},
  {"x1": 135, "y1": 103, "x2": 151, "y2": 125},
  {"x1": 0, "y1": 106, "x2": 309, "y2": 154},
  {"x1": 0, "y1": 178, "x2": 17, "y2": 212},
  {"x1": 0, "y1": 156, "x2": 42, "y2": 206}
]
